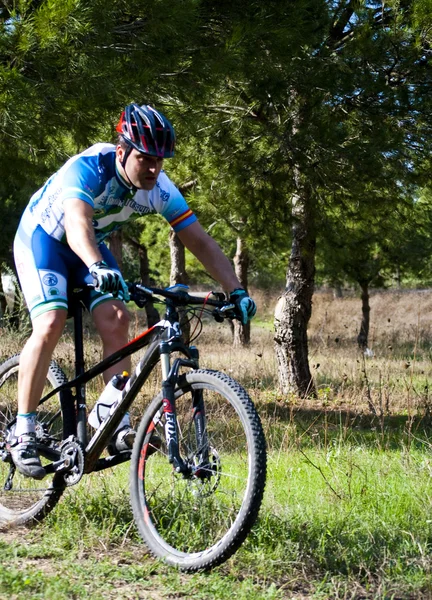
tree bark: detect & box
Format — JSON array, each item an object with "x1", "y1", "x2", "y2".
[
  {"x1": 0, "y1": 287, "x2": 6, "y2": 319},
  {"x1": 274, "y1": 174, "x2": 316, "y2": 397},
  {"x1": 0, "y1": 272, "x2": 19, "y2": 329},
  {"x1": 169, "y1": 229, "x2": 188, "y2": 286},
  {"x1": 169, "y1": 229, "x2": 190, "y2": 343},
  {"x1": 124, "y1": 235, "x2": 160, "y2": 327},
  {"x1": 333, "y1": 283, "x2": 343, "y2": 298},
  {"x1": 357, "y1": 281, "x2": 370, "y2": 350},
  {"x1": 233, "y1": 235, "x2": 251, "y2": 346},
  {"x1": 109, "y1": 230, "x2": 123, "y2": 271}
]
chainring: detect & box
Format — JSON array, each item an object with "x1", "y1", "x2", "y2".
[{"x1": 59, "y1": 438, "x2": 85, "y2": 486}]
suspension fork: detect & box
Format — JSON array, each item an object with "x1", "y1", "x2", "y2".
[
  {"x1": 159, "y1": 342, "x2": 200, "y2": 474},
  {"x1": 189, "y1": 347, "x2": 210, "y2": 467}
]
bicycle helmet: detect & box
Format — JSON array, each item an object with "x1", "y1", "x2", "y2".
[{"x1": 116, "y1": 103, "x2": 176, "y2": 159}]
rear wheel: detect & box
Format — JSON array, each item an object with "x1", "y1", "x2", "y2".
[
  {"x1": 130, "y1": 369, "x2": 267, "y2": 571},
  {"x1": 0, "y1": 354, "x2": 67, "y2": 526}
]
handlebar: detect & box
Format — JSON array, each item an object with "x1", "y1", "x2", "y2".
[{"x1": 127, "y1": 283, "x2": 238, "y2": 321}]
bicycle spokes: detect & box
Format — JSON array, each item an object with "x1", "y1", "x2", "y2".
[{"x1": 136, "y1": 383, "x2": 255, "y2": 555}]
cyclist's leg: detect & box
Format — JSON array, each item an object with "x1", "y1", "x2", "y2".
[
  {"x1": 13, "y1": 226, "x2": 70, "y2": 477},
  {"x1": 86, "y1": 245, "x2": 132, "y2": 451},
  {"x1": 88, "y1": 244, "x2": 131, "y2": 383},
  {"x1": 17, "y1": 309, "x2": 67, "y2": 414},
  {"x1": 92, "y1": 300, "x2": 131, "y2": 382},
  {"x1": 14, "y1": 225, "x2": 71, "y2": 414},
  {"x1": 91, "y1": 300, "x2": 132, "y2": 452},
  {"x1": 10, "y1": 309, "x2": 67, "y2": 478}
]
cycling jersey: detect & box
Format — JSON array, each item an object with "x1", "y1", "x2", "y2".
[
  {"x1": 18, "y1": 143, "x2": 196, "y2": 244},
  {"x1": 14, "y1": 143, "x2": 197, "y2": 319}
]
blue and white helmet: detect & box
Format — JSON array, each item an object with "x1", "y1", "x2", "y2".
[{"x1": 116, "y1": 103, "x2": 175, "y2": 158}]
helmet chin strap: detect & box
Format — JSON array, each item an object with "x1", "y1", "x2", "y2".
[{"x1": 119, "y1": 145, "x2": 137, "y2": 190}]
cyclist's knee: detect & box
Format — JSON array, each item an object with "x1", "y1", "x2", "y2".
[
  {"x1": 31, "y1": 309, "x2": 67, "y2": 342},
  {"x1": 93, "y1": 301, "x2": 130, "y2": 340}
]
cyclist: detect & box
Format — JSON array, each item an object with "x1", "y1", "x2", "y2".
[{"x1": 11, "y1": 103, "x2": 256, "y2": 479}]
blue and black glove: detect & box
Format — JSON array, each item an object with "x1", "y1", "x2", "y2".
[
  {"x1": 89, "y1": 261, "x2": 130, "y2": 302},
  {"x1": 229, "y1": 288, "x2": 257, "y2": 325}
]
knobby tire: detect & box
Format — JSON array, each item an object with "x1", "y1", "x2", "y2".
[
  {"x1": 130, "y1": 369, "x2": 267, "y2": 571},
  {"x1": 0, "y1": 354, "x2": 67, "y2": 527}
]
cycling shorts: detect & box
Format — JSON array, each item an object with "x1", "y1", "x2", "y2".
[{"x1": 14, "y1": 224, "x2": 123, "y2": 320}]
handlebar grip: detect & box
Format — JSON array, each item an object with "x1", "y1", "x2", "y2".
[{"x1": 128, "y1": 283, "x2": 153, "y2": 308}]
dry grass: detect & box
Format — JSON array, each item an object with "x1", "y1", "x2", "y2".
[
  {"x1": 308, "y1": 288, "x2": 432, "y2": 349},
  {"x1": 197, "y1": 287, "x2": 432, "y2": 419},
  {"x1": 2, "y1": 287, "x2": 432, "y2": 419}
]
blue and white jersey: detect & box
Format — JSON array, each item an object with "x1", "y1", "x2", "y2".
[{"x1": 19, "y1": 143, "x2": 196, "y2": 244}]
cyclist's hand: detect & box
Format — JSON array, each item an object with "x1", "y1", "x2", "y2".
[
  {"x1": 229, "y1": 288, "x2": 257, "y2": 325},
  {"x1": 89, "y1": 261, "x2": 130, "y2": 302}
]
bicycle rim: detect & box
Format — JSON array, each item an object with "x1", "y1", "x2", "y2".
[
  {"x1": 130, "y1": 369, "x2": 266, "y2": 571},
  {"x1": 0, "y1": 355, "x2": 67, "y2": 526}
]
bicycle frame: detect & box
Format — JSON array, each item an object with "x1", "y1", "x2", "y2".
[
  {"x1": 0, "y1": 284, "x2": 267, "y2": 571},
  {"x1": 37, "y1": 294, "x2": 200, "y2": 476}
]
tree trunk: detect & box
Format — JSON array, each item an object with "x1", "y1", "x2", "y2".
[
  {"x1": 233, "y1": 235, "x2": 250, "y2": 347},
  {"x1": 0, "y1": 287, "x2": 6, "y2": 319},
  {"x1": 169, "y1": 229, "x2": 188, "y2": 286},
  {"x1": 124, "y1": 235, "x2": 160, "y2": 327},
  {"x1": 0, "y1": 272, "x2": 19, "y2": 329},
  {"x1": 357, "y1": 281, "x2": 370, "y2": 350},
  {"x1": 333, "y1": 283, "x2": 343, "y2": 298},
  {"x1": 109, "y1": 230, "x2": 123, "y2": 271},
  {"x1": 395, "y1": 265, "x2": 401, "y2": 288},
  {"x1": 138, "y1": 244, "x2": 160, "y2": 328},
  {"x1": 274, "y1": 175, "x2": 316, "y2": 397},
  {"x1": 169, "y1": 229, "x2": 190, "y2": 343}
]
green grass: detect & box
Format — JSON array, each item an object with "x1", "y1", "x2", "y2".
[
  {"x1": 1, "y1": 419, "x2": 431, "y2": 599},
  {"x1": 2, "y1": 290, "x2": 432, "y2": 599}
]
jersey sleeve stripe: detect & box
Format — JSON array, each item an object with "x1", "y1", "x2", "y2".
[
  {"x1": 61, "y1": 188, "x2": 94, "y2": 204},
  {"x1": 169, "y1": 209, "x2": 195, "y2": 229}
]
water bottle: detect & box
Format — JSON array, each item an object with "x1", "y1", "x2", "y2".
[{"x1": 88, "y1": 371, "x2": 130, "y2": 430}]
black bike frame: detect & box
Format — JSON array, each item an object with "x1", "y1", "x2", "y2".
[{"x1": 38, "y1": 295, "x2": 200, "y2": 475}]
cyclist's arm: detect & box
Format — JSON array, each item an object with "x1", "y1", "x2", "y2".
[
  {"x1": 64, "y1": 198, "x2": 103, "y2": 267},
  {"x1": 177, "y1": 221, "x2": 241, "y2": 292}
]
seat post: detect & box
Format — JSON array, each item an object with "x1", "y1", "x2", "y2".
[
  {"x1": 72, "y1": 296, "x2": 87, "y2": 446},
  {"x1": 73, "y1": 300, "x2": 85, "y2": 378}
]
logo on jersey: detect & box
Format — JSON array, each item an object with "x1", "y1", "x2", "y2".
[
  {"x1": 125, "y1": 198, "x2": 154, "y2": 215},
  {"x1": 43, "y1": 273, "x2": 58, "y2": 286},
  {"x1": 40, "y1": 188, "x2": 62, "y2": 223},
  {"x1": 156, "y1": 181, "x2": 170, "y2": 202}
]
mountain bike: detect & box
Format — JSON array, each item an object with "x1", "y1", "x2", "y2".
[{"x1": 0, "y1": 284, "x2": 267, "y2": 571}]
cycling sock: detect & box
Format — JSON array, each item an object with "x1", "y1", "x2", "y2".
[{"x1": 15, "y1": 412, "x2": 37, "y2": 436}]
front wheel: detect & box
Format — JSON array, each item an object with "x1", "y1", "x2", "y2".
[
  {"x1": 130, "y1": 369, "x2": 267, "y2": 571},
  {"x1": 0, "y1": 354, "x2": 67, "y2": 526}
]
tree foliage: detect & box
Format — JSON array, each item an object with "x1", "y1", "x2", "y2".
[
  {"x1": 1, "y1": 1, "x2": 432, "y2": 380},
  {"x1": 0, "y1": 0, "x2": 201, "y2": 262}
]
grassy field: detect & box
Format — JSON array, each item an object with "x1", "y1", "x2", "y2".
[{"x1": 1, "y1": 288, "x2": 432, "y2": 599}]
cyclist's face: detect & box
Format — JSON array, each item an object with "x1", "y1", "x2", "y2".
[{"x1": 117, "y1": 147, "x2": 163, "y2": 190}]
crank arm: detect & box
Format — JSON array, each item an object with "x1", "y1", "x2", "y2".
[
  {"x1": 44, "y1": 456, "x2": 73, "y2": 474},
  {"x1": 3, "y1": 463, "x2": 15, "y2": 491}
]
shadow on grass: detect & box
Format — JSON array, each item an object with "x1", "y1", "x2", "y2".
[{"x1": 257, "y1": 401, "x2": 432, "y2": 452}]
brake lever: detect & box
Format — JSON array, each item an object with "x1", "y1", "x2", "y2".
[
  {"x1": 212, "y1": 303, "x2": 237, "y2": 322},
  {"x1": 211, "y1": 292, "x2": 226, "y2": 302},
  {"x1": 129, "y1": 283, "x2": 153, "y2": 308}
]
